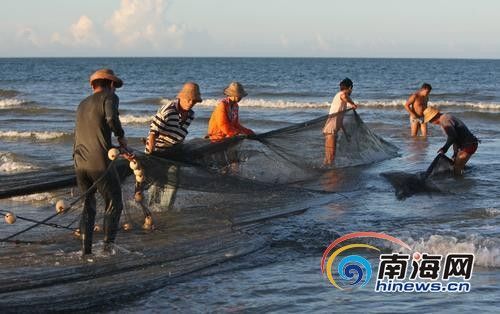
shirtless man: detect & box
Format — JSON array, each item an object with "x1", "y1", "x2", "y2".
[{"x1": 404, "y1": 83, "x2": 432, "y2": 137}]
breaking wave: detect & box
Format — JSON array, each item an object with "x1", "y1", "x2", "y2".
[
  {"x1": 0, "y1": 152, "x2": 38, "y2": 173},
  {"x1": 120, "y1": 114, "x2": 152, "y2": 124},
  {"x1": 155, "y1": 98, "x2": 500, "y2": 111},
  {"x1": 0, "y1": 131, "x2": 69, "y2": 141},
  {"x1": 405, "y1": 234, "x2": 499, "y2": 268},
  {"x1": 0, "y1": 98, "x2": 25, "y2": 109}
]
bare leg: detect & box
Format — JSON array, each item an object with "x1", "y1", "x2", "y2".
[
  {"x1": 324, "y1": 134, "x2": 337, "y2": 165},
  {"x1": 420, "y1": 122, "x2": 428, "y2": 137},
  {"x1": 453, "y1": 151, "x2": 472, "y2": 176},
  {"x1": 410, "y1": 121, "x2": 418, "y2": 137}
]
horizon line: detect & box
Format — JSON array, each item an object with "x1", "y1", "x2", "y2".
[{"x1": 0, "y1": 56, "x2": 499, "y2": 61}]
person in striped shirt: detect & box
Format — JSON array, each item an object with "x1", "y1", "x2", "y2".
[
  {"x1": 143, "y1": 82, "x2": 202, "y2": 210},
  {"x1": 145, "y1": 82, "x2": 202, "y2": 156}
]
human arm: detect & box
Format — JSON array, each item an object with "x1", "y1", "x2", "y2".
[
  {"x1": 438, "y1": 119, "x2": 457, "y2": 154},
  {"x1": 145, "y1": 132, "x2": 157, "y2": 154},
  {"x1": 404, "y1": 94, "x2": 419, "y2": 119},
  {"x1": 104, "y1": 93, "x2": 127, "y2": 148},
  {"x1": 340, "y1": 92, "x2": 358, "y2": 110}
]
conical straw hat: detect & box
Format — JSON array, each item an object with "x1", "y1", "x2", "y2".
[
  {"x1": 223, "y1": 81, "x2": 248, "y2": 97},
  {"x1": 177, "y1": 82, "x2": 202, "y2": 102},
  {"x1": 89, "y1": 68, "x2": 123, "y2": 88}
]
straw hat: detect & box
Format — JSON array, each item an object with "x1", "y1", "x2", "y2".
[
  {"x1": 89, "y1": 68, "x2": 123, "y2": 88},
  {"x1": 224, "y1": 82, "x2": 248, "y2": 97},
  {"x1": 423, "y1": 107, "x2": 440, "y2": 123},
  {"x1": 177, "y1": 82, "x2": 202, "y2": 102}
]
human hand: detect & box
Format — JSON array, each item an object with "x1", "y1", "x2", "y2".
[{"x1": 118, "y1": 136, "x2": 128, "y2": 149}]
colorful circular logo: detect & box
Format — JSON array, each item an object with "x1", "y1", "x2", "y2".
[{"x1": 321, "y1": 232, "x2": 411, "y2": 290}]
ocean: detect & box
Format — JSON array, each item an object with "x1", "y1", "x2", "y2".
[{"x1": 0, "y1": 58, "x2": 499, "y2": 313}]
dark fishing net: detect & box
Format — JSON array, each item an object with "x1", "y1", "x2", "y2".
[
  {"x1": 1, "y1": 111, "x2": 399, "y2": 242},
  {"x1": 382, "y1": 154, "x2": 454, "y2": 200},
  {"x1": 175, "y1": 110, "x2": 399, "y2": 184},
  {"x1": 0, "y1": 111, "x2": 399, "y2": 311}
]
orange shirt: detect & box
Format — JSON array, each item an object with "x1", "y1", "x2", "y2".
[{"x1": 207, "y1": 98, "x2": 253, "y2": 141}]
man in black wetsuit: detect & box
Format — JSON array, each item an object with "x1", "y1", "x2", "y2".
[{"x1": 73, "y1": 68, "x2": 129, "y2": 256}]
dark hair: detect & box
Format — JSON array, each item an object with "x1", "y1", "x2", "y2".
[
  {"x1": 340, "y1": 78, "x2": 353, "y2": 90},
  {"x1": 91, "y1": 79, "x2": 113, "y2": 89},
  {"x1": 421, "y1": 83, "x2": 432, "y2": 91}
]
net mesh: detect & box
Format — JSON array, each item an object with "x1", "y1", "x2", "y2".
[{"x1": 1, "y1": 111, "x2": 398, "y2": 243}]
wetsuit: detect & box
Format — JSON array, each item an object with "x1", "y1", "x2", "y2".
[
  {"x1": 73, "y1": 90, "x2": 125, "y2": 254},
  {"x1": 439, "y1": 114, "x2": 478, "y2": 156}
]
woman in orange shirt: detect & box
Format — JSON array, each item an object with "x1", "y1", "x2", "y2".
[{"x1": 207, "y1": 82, "x2": 254, "y2": 141}]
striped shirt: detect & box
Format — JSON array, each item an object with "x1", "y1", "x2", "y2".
[{"x1": 150, "y1": 100, "x2": 194, "y2": 151}]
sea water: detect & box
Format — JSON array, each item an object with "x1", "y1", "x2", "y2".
[{"x1": 0, "y1": 58, "x2": 498, "y2": 313}]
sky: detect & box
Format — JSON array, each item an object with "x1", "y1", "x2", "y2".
[{"x1": 0, "y1": 0, "x2": 499, "y2": 58}]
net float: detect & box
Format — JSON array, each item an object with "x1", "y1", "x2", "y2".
[
  {"x1": 129, "y1": 159, "x2": 140, "y2": 170},
  {"x1": 55, "y1": 199, "x2": 68, "y2": 213},
  {"x1": 143, "y1": 216, "x2": 154, "y2": 230},
  {"x1": 4, "y1": 212, "x2": 16, "y2": 224},
  {"x1": 122, "y1": 223, "x2": 132, "y2": 231},
  {"x1": 134, "y1": 191, "x2": 144, "y2": 202},
  {"x1": 108, "y1": 148, "x2": 121, "y2": 160},
  {"x1": 133, "y1": 169, "x2": 143, "y2": 176},
  {"x1": 135, "y1": 174, "x2": 145, "y2": 183}
]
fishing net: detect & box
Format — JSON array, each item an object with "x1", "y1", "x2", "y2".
[
  {"x1": 0, "y1": 110, "x2": 399, "y2": 243},
  {"x1": 0, "y1": 111, "x2": 399, "y2": 311},
  {"x1": 381, "y1": 154, "x2": 454, "y2": 200}
]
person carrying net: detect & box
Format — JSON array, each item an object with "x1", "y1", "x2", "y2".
[
  {"x1": 423, "y1": 107, "x2": 479, "y2": 176},
  {"x1": 207, "y1": 82, "x2": 255, "y2": 141},
  {"x1": 323, "y1": 78, "x2": 359, "y2": 166},
  {"x1": 73, "y1": 68, "x2": 130, "y2": 256},
  {"x1": 144, "y1": 82, "x2": 203, "y2": 209}
]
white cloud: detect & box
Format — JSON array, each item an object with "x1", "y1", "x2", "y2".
[
  {"x1": 70, "y1": 15, "x2": 100, "y2": 46},
  {"x1": 49, "y1": 15, "x2": 100, "y2": 48},
  {"x1": 106, "y1": 0, "x2": 184, "y2": 49},
  {"x1": 16, "y1": 27, "x2": 41, "y2": 47}
]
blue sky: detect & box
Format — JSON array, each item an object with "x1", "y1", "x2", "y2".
[{"x1": 0, "y1": 0, "x2": 498, "y2": 58}]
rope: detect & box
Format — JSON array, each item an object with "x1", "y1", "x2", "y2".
[
  {"x1": 0, "y1": 161, "x2": 117, "y2": 242},
  {"x1": 0, "y1": 210, "x2": 76, "y2": 231}
]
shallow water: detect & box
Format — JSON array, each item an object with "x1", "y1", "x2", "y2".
[{"x1": 0, "y1": 58, "x2": 499, "y2": 313}]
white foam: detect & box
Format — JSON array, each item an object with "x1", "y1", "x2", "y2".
[
  {"x1": 0, "y1": 153, "x2": 38, "y2": 173},
  {"x1": 158, "y1": 98, "x2": 500, "y2": 111},
  {"x1": 359, "y1": 100, "x2": 500, "y2": 110},
  {"x1": 10, "y1": 192, "x2": 53, "y2": 202},
  {"x1": 405, "y1": 234, "x2": 499, "y2": 268},
  {"x1": 0, "y1": 98, "x2": 24, "y2": 109},
  {"x1": 120, "y1": 114, "x2": 151, "y2": 124},
  {"x1": 159, "y1": 98, "x2": 329, "y2": 109},
  {"x1": 0, "y1": 131, "x2": 66, "y2": 140}
]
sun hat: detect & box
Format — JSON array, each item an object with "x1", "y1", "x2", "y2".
[
  {"x1": 423, "y1": 107, "x2": 440, "y2": 123},
  {"x1": 177, "y1": 82, "x2": 202, "y2": 102},
  {"x1": 89, "y1": 68, "x2": 123, "y2": 88},
  {"x1": 223, "y1": 82, "x2": 248, "y2": 97}
]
